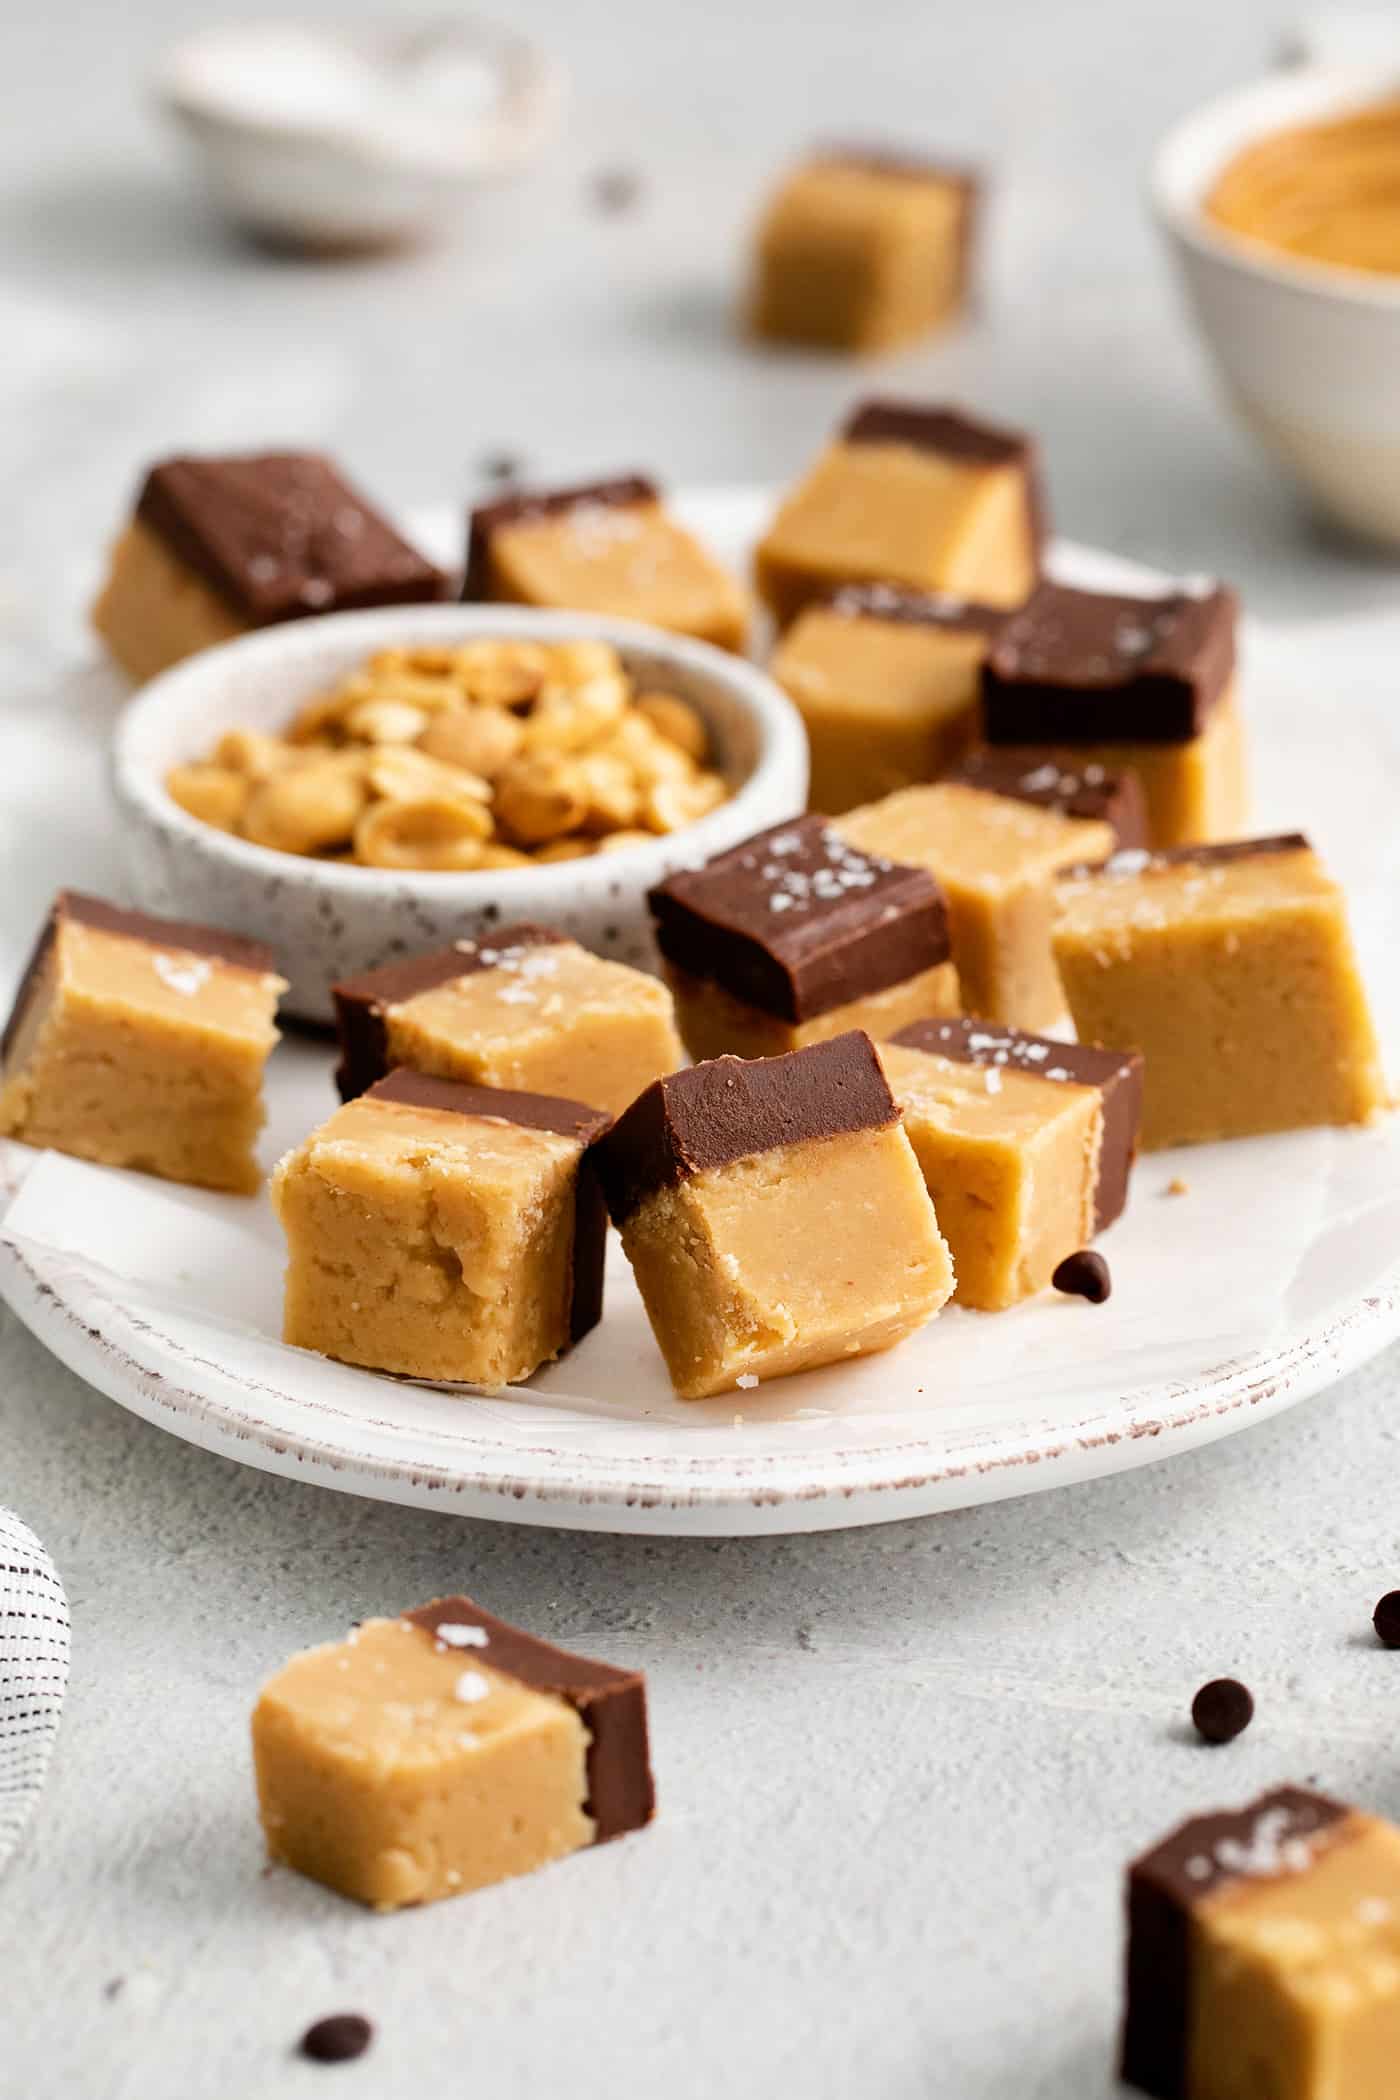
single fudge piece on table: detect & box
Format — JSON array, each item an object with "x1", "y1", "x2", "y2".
[
  {"x1": 770, "y1": 583, "x2": 1003, "y2": 813},
  {"x1": 755, "y1": 400, "x2": 1043, "y2": 628},
  {"x1": 1054, "y1": 835, "x2": 1388, "y2": 1150},
  {"x1": 838, "y1": 782, "x2": 1114, "y2": 1028},
  {"x1": 748, "y1": 146, "x2": 978, "y2": 353},
  {"x1": 940, "y1": 745, "x2": 1147, "y2": 848},
  {"x1": 0, "y1": 891, "x2": 284, "y2": 1193},
  {"x1": 880, "y1": 1019, "x2": 1142, "y2": 1308},
  {"x1": 252, "y1": 1594, "x2": 653, "y2": 1910},
  {"x1": 332, "y1": 923, "x2": 683, "y2": 1116},
  {"x1": 591, "y1": 1031, "x2": 953, "y2": 1399},
  {"x1": 91, "y1": 453, "x2": 446, "y2": 684},
  {"x1": 1122, "y1": 1785, "x2": 1400, "y2": 2100},
  {"x1": 462, "y1": 476, "x2": 750, "y2": 652},
  {"x1": 271, "y1": 1070, "x2": 609, "y2": 1386},
  {"x1": 647, "y1": 814, "x2": 959, "y2": 1064},
  {"x1": 982, "y1": 581, "x2": 1245, "y2": 847}
]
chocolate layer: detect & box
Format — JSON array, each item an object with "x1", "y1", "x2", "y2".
[
  {"x1": 332, "y1": 925, "x2": 567, "y2": 1101},
  {"x1": 648, "y1": 815, "x2": 950, "y2": 1023},
  {"x1": 1121, "y1": 1786, "x2": 1349, "y2": 2100},
  {"x1": 136, "y1": 454, "x2": 446, "y2": 625},
  {"x1": 364, "y1": 1070, "x2": 609, "y2": 1345},
  {"x1": 820, "y1": 581, "x2": 1007, "y2": 639},
  {"x1": 983, "y1": 582, "x2": 1238, "y2": 746},
  {"x1": 463, "y1": 476, "x2": 658, "y2": 601},
  {"x1": 891, "y1": 1017, "x2": 1143, "y2": 1231},
  {"x1": 2, "y1": 891, "x2": 278, "y2": 1069},
  {"x1": 843, "y1": 400, "x2": 1029, "y2": 469},
  {"x1": 403, "y1": 1596, "x2": 654, "y2": 1843},
  {"x1": 593, "y1": 1030, "x2": 897, "y2": 1226},
  {"x1": 941, "y1": 747, "x2": 1147, "y2": 847},
  {"x1": 1059, "y1": 833, "x2": 1310, "y2": 884}
]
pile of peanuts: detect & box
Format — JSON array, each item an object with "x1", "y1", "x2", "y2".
[{"x1": 165, "y1": 639, "x2": 730, "y2": 871}]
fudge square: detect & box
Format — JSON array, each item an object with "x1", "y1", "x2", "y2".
[
  {"x1": 0, "y1": 891, "x2": 284, "y2": 1193},
  {"x1": 982, "y1": 581, "x2": 1246, "y2": 847},
  {"x1": 941, "y1": 745, "x2": 1148, "y2": 848},
  {"x1": 591, "y1": 1031, "x2": 953, "y2": 1399},
  {"x1": 91, "y1": 452, "x2": 446, "y2": 684},
  {"x1": 754, "y1": 400, "x2": 1043, "y2": 629},
  {"x1": 1054, "y1": 835, "x2": 1388, "y2": 1151},
  {"x1": 838, "y1": 782, "x2": 1115, "y2": 1028},
  {"x1": 880, "y1": 1019, "x2": 1142, "y2": 1309},
  {"x1": 770, "y1": 584, "x2": 1002, "y2": 814},
  {"x1": 462, "y1": 475, "x2": 750, "y2": 652},
  {"x1": 647, "y1": 814, "x2": 959, "y2": 1065},
  {"x1": 271, "y1": 1070, "x2": 609, "y2": 1386},
  {"x1": 748, "y1": 146, "x2": 978, "y2": 353},
  {"x1": 332, "y1": 922, "x2": 683, "y2": 1117},
  {"x1": 1122, "y1": 1785, "x2": 1400, "y2": 2100},
  {"x1": 252, "y1": 1594, "x2": 653, "y2": 1910}
]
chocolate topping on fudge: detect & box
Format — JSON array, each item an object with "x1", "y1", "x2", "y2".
[
  {"x1": 984, "y1": 581, "x2": 1238, "y2": 745},
  {"x1": 332, "y1": 925, "x2": 567, "y2": 1101},
  {"x1": 135, "y1": 454, "x2": 446, "y2": 625},
  {"x1": 942, "y1": 747, "x2": 1147, "y2": 845},
  {"x1": 843, "y1": 400, "x2": 1030, "y2": 468},
  {"x1": 1060, "y1": 833, "x2": 1310, "y2": 883},
  {"x1": 891, "y1": 1016, "x2": 1143, "y2": 1231},
  {"x1": 2, "y1": 891, "x2": 278, "y2": 1068},
  {"x1": 1121, "y1": 1786, "x2": 1350, "y2": 2099},
  {"x1": 821, "y1": 580, "x2": 1008, "y2": 638},
  {"x1": 593, "y1": 1030, "x2": 898, "y2": 1225},
  {"x1": 365, "y1": 1070, "x2": 610, "y2": 1344},
  {"x1": 403, "y1": 1596, "x2": 654, "y2": 1842},
  {"x1": 648, "y1": 815, "x2": 950, "y2": 1023},
  {"x1": 462, "y1": 476, "x2": 658, "y2": 601}
]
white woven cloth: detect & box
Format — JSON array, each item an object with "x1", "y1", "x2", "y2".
[{"x1": 0, "y1": 1507, "x2": 69, "y2": 1875}]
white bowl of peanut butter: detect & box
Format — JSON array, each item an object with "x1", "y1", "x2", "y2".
[
  {"x1": 1151, "y1": 64, "x2": 1400, "y2": 543},
  {"x1": 111, "y1": 606, "x2": 808, "y2": 1022}
]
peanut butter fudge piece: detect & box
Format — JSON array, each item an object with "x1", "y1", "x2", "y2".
[
  {"x1": 333, "y1": 923, "x2": 682, "y2": 1116},
  {"x1": 1122, "y1": 1786, "x2": 1400, "y2": 2099},
  {"x1": 91, "y1": 453, "x2": 446, "y2": 684},
  {"x1": 1054, "y1": 836, "x2": 1388, "y2": 1151},
  {"x1": 592, "y1": 1031, "x2": 953, "y2": 1399},
  {"x1": 755, "y1": 401, "x2": 1043, "y2": 628},
  {"x1": 0, "y1": 892, "x2": 284, "y2": 1193},
  {"x1": 463, "y1": 476, "x2": 750, "y2": 652},
  {"x1": 647, "y1": 815, "x2": 959, "y2": 1064},
  {"x1": 941, "y1": 746, "x2": 1148, "y2": 847},
  {"x1": 880, "y1": 1019, "x2": 1142, "y2": 1308},
  {"x1": 771, "y1": 584, "x2": 1002, "y2": 813},
  {"x1": 749, "y1": 146, "x2": 978, "y2": 353},
  {"x1": 982, "y1": 581, "x2": 1246, "y2": 847},
  {"x1": 252, "y1": 1594, "x2": 653, "y2": 1910},
  {"x1": 272, "y1": 1071, "x2": 609, "y2": 1385},
  {"x1": 838, "y1": 782, "x2": 1114, "y2": 1028}
]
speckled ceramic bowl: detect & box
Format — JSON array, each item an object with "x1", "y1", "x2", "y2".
[{"x1": 112, "y1": 605, "x2": 808, "y2": 1021}]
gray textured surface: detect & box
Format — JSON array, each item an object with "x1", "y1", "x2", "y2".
[{"x1": 5, "y1": 3, "x2": 1400, "y2": 2096}]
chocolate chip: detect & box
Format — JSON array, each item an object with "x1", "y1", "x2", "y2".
[
  {"x1": 1052, "y1": 1249, "x2": 1111, "y2": 1302},
  {"x1": 1373, "y1": 1591, "x2": 1400, "y2": 1648},
  {"x1": 479, "y1": 452, "x2": 524, "y2": 484},
  {"x1": 1191, "y1": 1678, "x2": 1254, "y2": 1744},
  {"x1": 300, "y1": 2014, "x2": 373, "y2": 2064},
  {"x1": 590, "y1": 167, "x2": 643, "y2": 214}
]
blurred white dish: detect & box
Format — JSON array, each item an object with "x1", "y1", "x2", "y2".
[
  {"x1": 1151, "y1": 65, "x2": 1400, "y2": 543},
  {"x1": 157, "y1": 16, "x2": 565, "y2": 250}
]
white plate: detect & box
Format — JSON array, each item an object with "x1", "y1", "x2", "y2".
[{"x1": 3, "y1": 488, "x2": 1400, "y2": 1536}]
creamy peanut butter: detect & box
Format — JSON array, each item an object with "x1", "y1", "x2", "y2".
[{"x1": 1206, "y1": 98, "x2": 1400, "y2": 275}]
